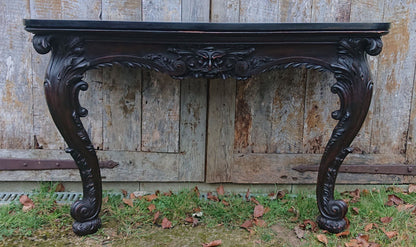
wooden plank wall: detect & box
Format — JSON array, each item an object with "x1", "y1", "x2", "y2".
[{"x1": 0, "y1": 0, "x2": 415, "y2": 184}]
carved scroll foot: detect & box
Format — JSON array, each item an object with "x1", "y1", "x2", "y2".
[
  {"x1": 35, "y1": 34, "x2": 102, "y2": 236},
  {"x1": 316, "y1": 38, "x2": 382, "y2": 233}
]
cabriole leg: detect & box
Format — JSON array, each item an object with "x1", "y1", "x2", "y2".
[
  {"x1": 316, "y1": 38, "x2": 383, "y2": 233},
  {"x1": 34, "y1": 35, "x2": 102, "y2": 236}
]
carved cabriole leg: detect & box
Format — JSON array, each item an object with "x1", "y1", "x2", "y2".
[
  {"x1": 33, "y1": 35, "x2": 102, "y2": 235},
  {"x1": 316, "y1": 38, "x2": 383, "y2": 233}
]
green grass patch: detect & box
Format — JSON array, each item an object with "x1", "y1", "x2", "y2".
[{"x1": 1, "y1": 183, "x2": 416, "y2": 246}]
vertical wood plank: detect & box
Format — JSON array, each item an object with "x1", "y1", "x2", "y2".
[
  {"x1": 303, "y1": 0, "x2": 351, "y2": 154},
  {"x1": 31, "y1": 0, "x2": 102, "y2": 150},
  {"x1": 408, "y1": 65, "x2": 416, "y2": 163},
  {"x1": 101, "y1": 0, "x2": 142, "y2": 21},
  {"x1": 239, "y1": 0, "x2": 278, "y2": 23},
  {"x1": 278, "y1": 0, "x2": 313, "y2": 22},
  {"x1": 181, "y1": 0, "x2": 210, "y2": 22},
  {"x1": 206, "y1": 0, "x2": 240, "y2": 182},
  {"x1": 101, "y1": 1, "x2": 142, "y2": 151},
  {"x1": 348, "y1": 0, "x2": 385, "y2": 154},
  {"x1": 371, "y1": 0, "x2": 416, "y2": 154},
  {"x1": 141, "y1": 0, "x2": 181, "y2": 153},
  {"x1": 178, "y1": 0, "x2": 210, "y2": 181},
  {"x1": 0, "y1": 0, "x2": 32, "y2": 149},
  {"x1": 31, "y1": 0, "x2": 64, "y2": 149}
]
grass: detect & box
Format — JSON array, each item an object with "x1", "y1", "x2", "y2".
[{"x1": 0, "y1": 183, "x2": 416, "y2": 246}]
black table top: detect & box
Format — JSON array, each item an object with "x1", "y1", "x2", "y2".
[{"x1": 24, "y1": 19, "x2": 390, "y2": 34}]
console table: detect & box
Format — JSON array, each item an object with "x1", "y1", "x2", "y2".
[{"x1": 24, "y1": 19, "x2": 389, "y2": 236}]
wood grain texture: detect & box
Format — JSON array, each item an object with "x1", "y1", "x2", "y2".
[
  {"x1": 101, "y1": 0, "x2": 142, "y2": 151},
  {"x1": 141, "y1": 0, "x2": 181, "y2": 153},
  {"x1": 347, "y1": 0, "x2": 385, "y2": 154},
  {"x1": 179, "y1": 79, "x2": 207, "y2": 181},
  {"x1": 181, "y1": 0, "x2": 210, "y2": 22},
  {"x1": 0, "y1": 0, "x2": 32, "y2": 149},
  {"x1": 206, "y1": 0, "x2": 240, "y2": 182},
  {"x1": 31, "y1": 0, "x2": 102, "y2": 150},
  {"x1": 102, "y1": 66, "x2": 142, "y2": 151},
  {"x1": 206, "y1": 79, "x2": 236, "y2": 182},
  {"x1": 371, "y1": 0, "x2": 416, "y2": 155}
]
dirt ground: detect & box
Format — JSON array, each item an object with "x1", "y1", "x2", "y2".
[{"x1": 0, "y1": 223, "x2": 303, "y2": 247}]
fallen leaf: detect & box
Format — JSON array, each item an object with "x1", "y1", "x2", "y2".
[
  {"x1": 364, "y1": 223, "x2": 373, "y2": 232},
  {"x1": 386, "y1": 194, "x2": 404, "y2": 206},
  {"x1": 161, "y1": 217, "x2": 172, "y2": 229},
  {"x1": 294, "y1": 226, "x2": 305, "y2": 239},
  {"x1": 130, "y1": 193, "x2": 137, "y2": 199},
  {"x1": 357, "y1": 234, "x2": 369, "y2": 242},
  {"x1": 185, "y1": 216, "x2": 194, "y2": 223},
  {"x1": 335, "y1": 230, "x2": 350, "y2": 238},
  {"x1": 216, "y1": 185, "x2": 225, "y2": 196},
  {"x1": 143, "y1": 194, "x2": 158, "y2": 202},
  {"x1": 253, "y1": 218, "x2": 267, "y2": 227},
  {"x1": 300, "y1": 220, "x2": 318, "y2": 232},
  {"x1": 352, "y1": 207, "x2": 359, "y2": 215},
  {"x1": 381, "y1": 228, "x2": 398, "y2": 239},
  {"x1": 408, "y1": 184, "x2": 416, "y2": 193},
  {"x1": 254, "y1": 204, "x2": 265, "y2": 218},
  {"x1": 288, "y1": 206, "x2": 299, "y2": 222},
  {"x1": 264, "y1": 207, "x2": 270, "y2": 214},
  {"x1": 19, "y1": 195, "x2": 34, "y2": 212},
  {"x1": 397, "y1": 204, "x2": 415, "y2": 212},
  {"x1": 153, "y1": 211, "x2": 160, "y2": 224},
  {"x1": 193, "y1": 186, "x2": 200, "y2": 197},
  {"x1": 163, "y1": 191, "x2": 173, "y2": 197},
  {"x1": 380, "y1": 216, "x2": 392, "y2": 224},
  {"x1": 122, "y1": 198, "x2": 134, "y2": 207},
  {"x1": 155, "y1": 190, "x2": 160, "y2": 196},
  {"x1": 316, "y1": 234, "x2": 328, "y2": 245},
  {"x1": 207, "y1": 192, "x2": 219, "y2": 202},
  {"x1": 147, "y1": 204, "x2": 156, "y2": 212},
  {"x1": 202, "y1": 239, "x2": 222, "y2": 247},
  {"x1": 102, "y1": 196, "x2": 108, "y2": 204},
  {"x1": 221, "y1": 200, "x2": 229, "y2": 206},
  {"x1": 245, "y1": 189, "x2": 250, "y2": 201},
  {"x1": 240, "y1": 219, "x2": 253, "y2": 230},
  {"x1": 250, "y1": 197, "x2": 260, "y2": 205},
  {"x1": 362, "y1": 189, "x2": 370, "y2": 196},
  {"x1": 121, "y1": 189, "x2": 128, "y2": 197},
  {"x1": 55, "y1": 182, "x2": 65, "y2": 192},
  {"x1": 344, "y1": 239, "x2": 359, "y2": 247}
]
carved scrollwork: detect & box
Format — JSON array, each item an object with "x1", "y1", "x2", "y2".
[
  {"x1": 36, "y1": 34, "x2": 102, "y2": 236},
  {"x1": 317, "y1": 37, "x2": 382, "y2": 233}
]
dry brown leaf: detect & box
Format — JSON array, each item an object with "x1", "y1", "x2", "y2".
[
  {"x1": 264, "y1": 207, "x2": 270, "y2": 214},
  {"x1": 207, "y1": 192, "x2": 219, "y2": 202},
  {"x1": 147, "y1": 204, "x2": 156, "y2": 212},
  {"x1": 216, "y1": 185, "x2": 225, "y2": 196},
  {"x1": 153, "y1": 211, "x2": 160, "y2": 224},
  {"x1": 300, "y1": 220, "x2": 318, "y2": 232},
  {"x1": 294, "y1": 226, "x2": 305, "y2": 239},
  {"x1": 381, "y1": 228, "x2": 398, "y2": 239},
  {"x1": 122, "y1": 198, "x2": 134, "y2": 207},
  {"x1": 240, "y1": 219, "x2": 253, "y2": 230},
  {"x1": 254, "y1": 204, "x2": 265, "y2": 218},
  {"x1": 193, "y1": 186, "x2": 200, "y2": 197},
  {"x1": 129, "y1": 193, "x2": 136, "y2": 199},
  {"x1": 121, "y1": 189, "x2": 128, "y2": 197},
  {"x1": 380, "y1": 216, "x2": 392, "y2": 224},
  {"x1": 344, "y1": 239, "x2": 359, "y2": 247},
  {"x1": 335, "y1": 230, "x2": 350, "y2": 238},
  {"x1": 202, "y1": 239, "x2": 222, "y2": 247},
  {"x1": 362, "y1": 189, "x2": 370, "y2": 196},
  {"x1": 352, "y1": 207, "x2": 359, "y2": 215},
  {"x1": 161, "y1": 217, "x2": 172, "y2": 229},
  {"x1": 408, "y1": 184, "x2": 416, "y2": 193},
  {"x1": 386, "y1": 194, "x2": 404, "y2": 206},
  {"x1": 221, "y1": 200, "x2": 229, "y2": 206},
  {"x1": 163, "y1": 191, "x2": 173, "y2": 197},
  {"x1": 245, "y1": 189, "x2": 250, "y2": 201},
  {"x1": 397, "y1": 204, "x2": 415, "y2": 212},
  {"x1": 102, "y1": 196, "x2": 108, "y2": 204},
  {"x1": 185, "y1": 216, "x2": 194, "y2": 223},
  {"x1": 358, "y1": 234, "x2": 369, "y2": 242},
  {"x1": 316, "y1": 234, "x2": 328, "y2": 245},
  {"x1": 19, "y1": 195, "x2": 34, "y2": 212},
  {"x1": 253, "y1": 218, "x2": 267, "y2": 227},
  {"x1": 364, "y1": 223, "x2": 373, "y2": 232},
  {"x1": 55, "y1": 182, "x2": 65, "y2": 192},
  {"x1": 143, "y1": 194, "x2": 158, "y2": 202}
]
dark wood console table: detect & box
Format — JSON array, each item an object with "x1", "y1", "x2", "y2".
[{"x1": 24, "y1": 19, "x2": 389, "y2": 236}]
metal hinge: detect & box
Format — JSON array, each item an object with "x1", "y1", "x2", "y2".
[
  {"x1": 0, "y1": 158, "x2": 118, "y2": 170},
  {"x1": 293, "y1": 164, "x2": 416, "y2": 175}
]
